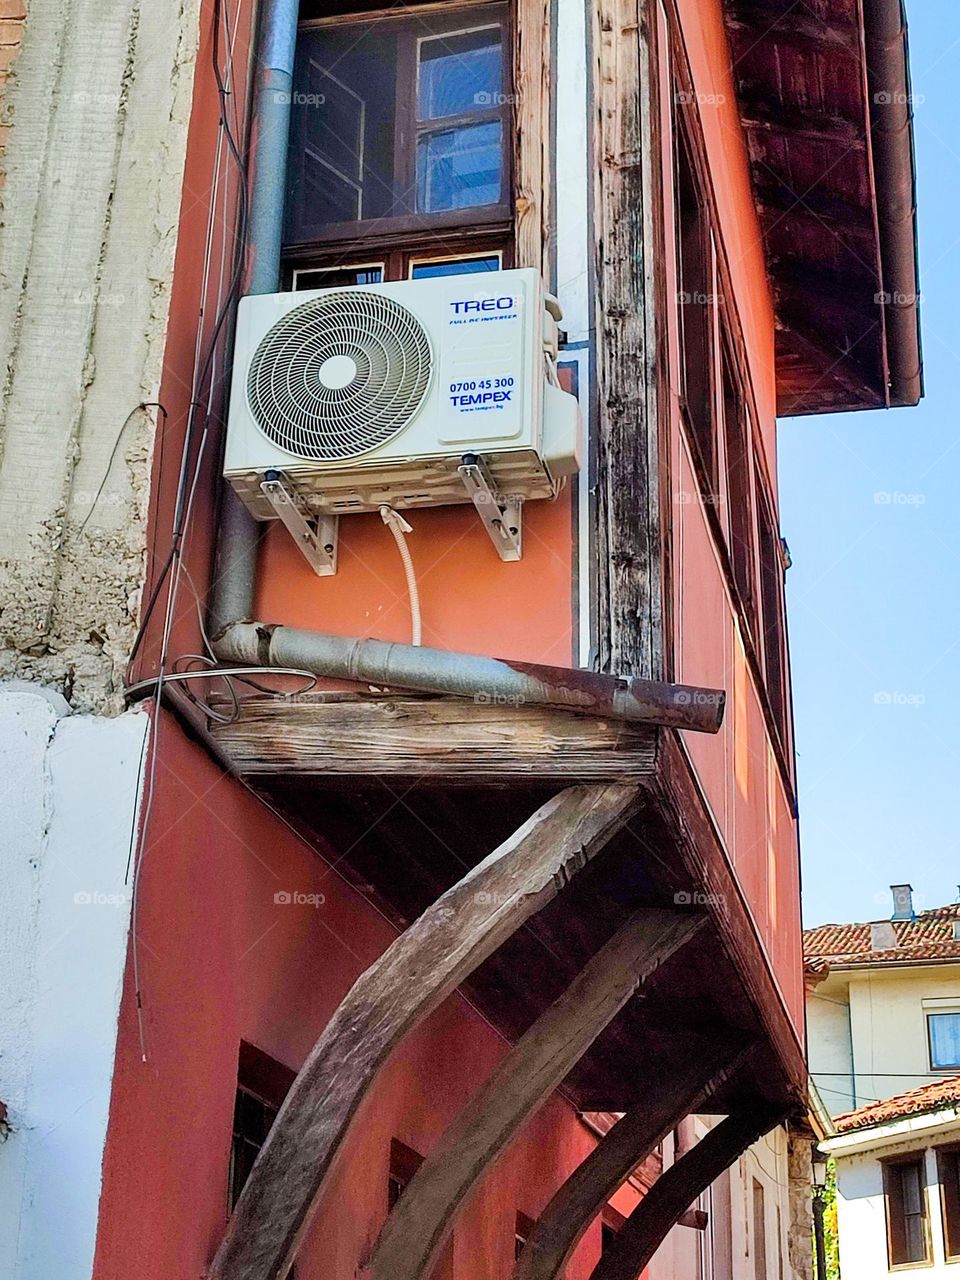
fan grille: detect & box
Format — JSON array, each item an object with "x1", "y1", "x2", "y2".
[{"x1": 247, "y1": 291, "x2": 433, "y2": 460}]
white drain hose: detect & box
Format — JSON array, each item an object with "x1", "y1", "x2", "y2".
[{"x1": 380, "y1": 505, "x2": 422, "y2": 647}]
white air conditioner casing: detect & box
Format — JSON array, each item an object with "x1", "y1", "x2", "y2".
[{"x1": 224, "y1": 268, "x2": 581, "y2": 519}]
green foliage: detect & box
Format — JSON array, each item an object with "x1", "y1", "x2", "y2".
[{"x1": 812, "y1": 1158, "x2": 841, "y2": 1280}]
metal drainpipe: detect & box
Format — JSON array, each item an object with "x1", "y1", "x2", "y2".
[
  {"x1": 204, "y1": 0, "x2": 726, "y2": 736},
  {"x1": 209, "y1": 0, "x2": 300, "y2": 638},
  {"x1": 863, "y1": 0, "x2": 923, "y2": 407}
]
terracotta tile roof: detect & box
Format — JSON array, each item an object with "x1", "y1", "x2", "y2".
[
  {"x1": 804, "y1": 903, "x2": 960, "y2": 967},
  {"x1": 835, "y1": 1077, "x2": 960, "y2": 1133}
]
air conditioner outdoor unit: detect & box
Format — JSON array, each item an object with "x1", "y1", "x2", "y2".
[{"x1": 224, "y1": 268, "x2": 580, "y2": 565}]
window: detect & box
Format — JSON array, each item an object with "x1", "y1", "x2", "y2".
[
  {"x1": 515, "y1": 1211, "x2": 535, "y2": 1262},
  {"x1": 938, "y1": 1146, "x2": 960, "y2": 1261},
  {"x1": 721, "y1": 339, "x2": 756, "y2": 633},
  {"x1": 884, "y1": 1157, "x2": 930, "y2": 1268},
  {"x1": 292, "y1": 263, "x2": 384, "y2": 290},
  {"x1": 929, "y1": 1013, "x2": 960, "y2": 1070},
  {"x1": 752, "y1": 1179, "x2": 767, "y2": 1280},
  {"x1": 756, "y1": 482, "x2": 789, "y2": 747},
  {"x1": 286, "y1": 6, "x2": 511, "y2": 247},
  {"x1": 673, "y1": 119, "x2": 715, "y2": 490},
  {"x1": 388, "y1": 1138, "x2": 424, "y2": 1210},
  {"x1": 601, "y1": 1205, "x2": 625, "y2": 1255},
  {"x1": 229, "y1": 1043, "x2": 296, "y2": 1210}
]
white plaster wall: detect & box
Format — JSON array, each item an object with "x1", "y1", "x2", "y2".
[
  {"x1": 834, "y1": 1144, "x2": 953, "y2": 1280},
  {"x1": 807, "y1": 979, "x2": 855, "y2": 1116},
  {"x1": 848, "y1": 967, "x2": 960, "y2": 1107},
  {"x1": 0, "y1": 688, "x2": 147, "y2": 1280},
  {"x1": 647, "y1": 1122, "x2": 797, "y2": 1280}
]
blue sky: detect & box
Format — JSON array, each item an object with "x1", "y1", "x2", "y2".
[{"x1": 779, "y1": 1, "x2": 960, "y2": 928}]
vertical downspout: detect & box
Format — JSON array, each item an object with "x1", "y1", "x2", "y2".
[{"x1": 209, "y1": 0, "x2": 300, "y2": 638}]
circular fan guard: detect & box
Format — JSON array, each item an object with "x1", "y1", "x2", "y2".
[{"x1": 247, "y1": 291, "x2": 433, "y2": 460}]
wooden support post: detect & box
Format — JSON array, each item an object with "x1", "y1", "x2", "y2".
[
  {"x1": 366, "y1": 910, "x2": 705, "y2": 1280},
  {"x1": 209, "y1": 783, "x2": 639, "y2": 1280},
  {"x1": 514, "y1": 1039, "x2": 751, "y2": 1280},
  {"x1": 589, "y1": 1105, "x2": 786, "y2": 1280}
]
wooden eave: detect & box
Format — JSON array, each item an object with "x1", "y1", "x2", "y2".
[
  {"x1": 171, "y1": 687, "x2": 807, "y2": 1115},
  {"x1": 722, "y1": 0, "x2": 922, "y2": 416}
]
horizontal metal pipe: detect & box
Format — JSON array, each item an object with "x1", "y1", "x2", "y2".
[{"x1": 212, "y1": 622, "x2": 726, "y2": 733}]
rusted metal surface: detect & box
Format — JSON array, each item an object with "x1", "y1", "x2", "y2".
[{"x1": 212, "y1": 622, "x2": 726, "y2": 733}]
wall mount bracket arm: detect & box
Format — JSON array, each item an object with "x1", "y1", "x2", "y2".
[
  {"x1": 458, "y1": 454, "x2": 522, "y2": 561},
  {"x1": 260, "y1": 471, "x2": 338, "y2": 577}
]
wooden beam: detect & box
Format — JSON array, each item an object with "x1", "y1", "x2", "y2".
[
  {"x1": 725, "y1": 2, "x2": 860, "y2": 50},
  {"x1": 590, "y1": 1105, "x2": 786, "y2": 1280},
  {"x1": 594, "y1": 0, "x2": 664, "y2": 679},
  {"x1": 208, "y1": 783, "x2": 640, "y2": 1280},
  {"x1": 366, "y1": 911, "x2": 706, "y2": 1280},
  {"x1": 207, "y1": 693, "x2": 657, "y2": 784},
  {"x1": 514, "y1": 1039, "x2": 750, "y2": 1280},
  {"x1": 514, "y1": 0, "x2": 551, "y2": 273}
]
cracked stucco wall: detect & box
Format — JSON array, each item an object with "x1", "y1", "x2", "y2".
[
  {"x1": 0, "y1": 688, "x2": 148, "y2": 1279},
  {"x1": 0, "y1": 0, "x2": 203, "y2": 711}
]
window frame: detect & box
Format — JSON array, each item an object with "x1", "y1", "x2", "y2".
[
  {"x1": 928, "y1": 1012, "x2": 960, "y2": 1073},
  {"x1": 751, "y1": 1177, "x2": 768, "y2": 1280},
  {"x1": 937, "y1": 1144, "x2": 960, "y2": 1262},
  {"x1": 882, "y1": 1153, "x2": 933, "y2": 1270},
  {"x1": 228, "y1": 1042, "x2": 296, "y2": 1212},
  {"x1": 287, "y1": 2, "x2": 514, "y2": 252},
  {"x1": 755, "y1": 471, "x2": 791, "y2": 754}
]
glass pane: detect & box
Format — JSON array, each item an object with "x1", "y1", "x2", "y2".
[
  {"x1": 418, "y1": 27, "x2": 502, "y2": 120},
  {"x1": 410, "y1": 256, "x2": 500, "y2": 279},
  {"x1": 417, "y1": 122, "x2": 503, "y2": 212},
  {"x1": 287, "y1": 28, "x2": 398, "y2": 239},
  {"x1": 294, "y1": 265, "x2": 384, "y2": 290},
  {"x1": 930, "y1": 1014, "x2": 960, "y2": 1068}
]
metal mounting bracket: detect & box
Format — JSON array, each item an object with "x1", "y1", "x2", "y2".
[
  {"x1": 260, "y1": 471, "x2": 338, "y2": 576},
  {"x1": 457, "y1": 455, "x2": 522, "y2": 562}
]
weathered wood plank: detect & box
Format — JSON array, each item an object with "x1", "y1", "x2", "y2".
[
  {"x1": 514, "y1": 1038, "x2": 750, "y2": 1280},
  {"x1": 590, "y1": 1106, "x2": 786, "y2": 1280},
  {"x1": 515, "y1": 0, "x2": 552, "y2": 273},
  {"x1": 594, "y1": 0, "x2": 664, "y2": 679},
  {"x1": 209, "y1": 783, "x2": 640, "y2": 1280},
  {"x1": 366, "y1": 911, "x2": 705, "y2": 1280},
  {"x1": 208, "y1": 693, "x2": 658, "y2": 782}
]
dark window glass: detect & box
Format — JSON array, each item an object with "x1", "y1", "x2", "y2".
[
  {"x1": 885, "y1": 1158, "x2": 929, "y2": 1267},
  {"x1": 228, "y1": 1044, "x2": 295, "y2": 1212},
  {"x1": 938, "y1": 1147, "x2": 960, "y2": 1260},
  {"x1": 515, "y1": 1211, "x2": 534, "y2": 1262},
  {"x1": 293, "y1": 264, "x2": 384, "y2": 290},
  {"x1": 721, "y1": 342, "x2": 756, "y2": 631},
  {"x1": 757, "y1": 486, "x2": 789, "y2": 745},
  {"x1": 674, "y1": 123, "x2": 714, "y2": 489},
  {"x1": 929, "y1": 1013, "x2": 960, "y2": 1069},
  {"x1": 286, "y1": 13, "x2": 508, "y2": 245},
  {"x1": 410, "y1": 254, "x2": 500, "y2": 279},
  {"x1": 388, "y1": 1138, "x2": 424, "y2": 1211}
]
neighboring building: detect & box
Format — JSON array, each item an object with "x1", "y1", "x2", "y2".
[
  {"x1": 821, "y1": 1077, "x2": 960, "y2": 1279},
  {"x1": 0, "y1": 2, "x2": 920, "y2": 1280},
  {"x1": 806, "y1": 889, "x2": 960, "y2": 1117}
]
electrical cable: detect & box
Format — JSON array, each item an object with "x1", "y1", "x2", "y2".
[{"x1": 380, "y1": 504, "x2": 422, "y2": 646}]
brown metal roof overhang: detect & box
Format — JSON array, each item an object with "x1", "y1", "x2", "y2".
[{"x1": 723, "y1": 0, "x2": 923, "y2": 416}]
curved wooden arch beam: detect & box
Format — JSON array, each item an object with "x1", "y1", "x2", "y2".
[
  {"x1": 513, "y1": 1038, "x2": 752, "y2": 1280},
  {"x1": 589, "y1": 1104, "x2": 787, "y2": 1280},
  {"x1": 209, "y1": 782, "x2": 640, "y2": 1280},
  {"x1": 365, "y1": 910, "x2": 705, "y2": 1280}
]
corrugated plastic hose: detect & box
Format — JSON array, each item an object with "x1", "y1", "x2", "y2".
[{"x1": 380, "y1": 505, "x2": 422, "y2": 647}]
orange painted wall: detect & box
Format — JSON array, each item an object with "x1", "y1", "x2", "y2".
[
  {"x1": 657, "y1": 0, "x2": 804, "y2": 1033},
  {"x1": 91, "y1": 710, "x2": 638, "y2": 1280}
]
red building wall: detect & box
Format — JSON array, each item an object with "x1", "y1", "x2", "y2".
[{"x1": 91, "y1": 711, "x2": 639, "y2": 1279}]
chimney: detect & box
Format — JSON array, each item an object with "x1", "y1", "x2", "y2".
[
  {"x1": 891, "y1": 883, "x2": 915, "y2": 921},
  {"x1": 871, "y1": 921, "x2": 898, "y2": 950}
]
